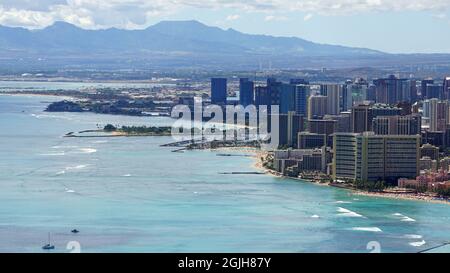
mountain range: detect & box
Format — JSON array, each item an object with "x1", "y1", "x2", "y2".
[{"x1": 0, "y1": 20, "x2": 447, "y2": 70}]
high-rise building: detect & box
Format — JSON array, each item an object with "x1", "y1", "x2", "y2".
[
  {"x1": 351, "y1": 103, "x2": 403, "y2": 133},
  {"x1": 279, "y1": 83, "x2": 296, "y2": 114},
  {"x1": 277, "y1": 112, "x2": 305, "y2": 148},
  {"x1": 239, "y1": 78, "x2": 254, "y2": 107},
  {"x1": 333, "y1": 133, "x2": 420, "y2": 183},
  {"x1": 421, "y1": 78, "x2": 434, "y2": 99},
  {"x1": 320, "y1": 84, "x2": 341, "y2": 115},
  {"x1": 255, "y1": 86, "x2": 269, "y2": 107},
  {"x1": 332, "y1": 133, "x2": 358, "y2": 180},
  {"x1": 351, "y1": 103, "x2": 373, "y2": 133},
  {"x1": 267, "y1": 78, "x2": 282, "y2": 109},
  {"x1": 425, "y1": 99, "x2": 449, "y2": 132},
  {"x1": 298, "y1": 132, "x2": 327, "y2": 149},
  {"x1": 345, "y1": 78, "x2": 369, "y2": 108},
  {"x1": 372, "y1": 115, "x2": 421, "y2": 135},
  {"x1": 426, "y1": 83, "x2": 443, "y2": 100},
  {"x1": 443, "y1": 77, "x2": 450, "y2": 100},
  {"x1": 308, "y1": 95, "x2": 328, "y2": 119},
  {"x1": 324, "y1": 112, "x2": 351, "y2": 133},
  {"x1": 308, "y1": 119, "x2": 337, "y2": 137},
  {"x1": 295, "y1": 84, "x2": 310, "y2": 117},
  {"x1": 211, "y1": 78, "x2": 227, "y2": 105},
  {"x1": 341, "y1": 81, "x2": 353, "y2": 112},
  {"x1": 373, "y1": 75, "x2": 415, "y2": 104}
]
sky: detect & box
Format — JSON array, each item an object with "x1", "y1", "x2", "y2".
[{"x1": 0, "y1": 0, "x2": 449, "y2": 53}]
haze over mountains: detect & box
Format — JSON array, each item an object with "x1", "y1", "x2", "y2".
[{"x1": 0, "y1": 20, "x2": 448, "y2": 71}]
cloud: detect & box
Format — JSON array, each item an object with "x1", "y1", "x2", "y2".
[
  {"x1": 264, "y1": 15, "x2": 288, "y2": 22},
  {"x1": 303, "y1": 13, "x2": 313, "y2": 21},
  {"x1": 225, "y1": 14, "x2": 240, "y2": 21},
  {"x1": 0, "y1": 0, "x2": 449, "y2": 29}
]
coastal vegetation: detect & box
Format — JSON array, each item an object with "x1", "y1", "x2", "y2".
[
  {"x1": 103, "y1": 124, "x2": 172, "y2": 136},
  {"x1": 353, "y1": 179, "x2": 386, "y2": 192}
]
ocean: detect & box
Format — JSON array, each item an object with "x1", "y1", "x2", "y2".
[{"x1": 0, "y1": 90, "x2": 449, "y2": 253}]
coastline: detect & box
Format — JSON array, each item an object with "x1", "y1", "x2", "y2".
[
  {"x1": 250, "y1": 150, "x2": 450, "y2": 206},
  {"x1": 6, "y1": 90, "x2": 448, "y2": 207}
]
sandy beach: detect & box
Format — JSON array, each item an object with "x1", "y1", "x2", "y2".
[{"x1": 249, "y1": 150, "x2": 450, "y2": 205}]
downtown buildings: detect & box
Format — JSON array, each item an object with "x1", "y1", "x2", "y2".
[
  {"x1": 333, "y1": 133, "x2": 421, "y2": 183},
  {"x1": 205, "y1": 75, "x2": 450, "y2": 188}
]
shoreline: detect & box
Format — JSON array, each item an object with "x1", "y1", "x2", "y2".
[{"x1": 250, "y1": 150, "x2": 450, "y2": 206}]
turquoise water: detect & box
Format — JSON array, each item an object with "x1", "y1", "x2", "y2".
[{"x1": 1, "y1": 94, "x2": 450, "y2": 253}]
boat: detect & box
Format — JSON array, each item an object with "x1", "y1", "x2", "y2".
[
  {"x1": 71, "y1": 229, "x2": 80, "y2": 234},
  {"x1": 42, "y1": 233, "x2": 55, "y2": 250}
]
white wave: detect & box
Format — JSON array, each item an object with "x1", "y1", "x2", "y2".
[
  {"x1": 52, "y1": 145, "x2": 78, "y2": 149},
  {"x1": 31, "y1": 114, "x2": 43, "y2": 119},
  {"x1": 65, "y1": 189, "x2": 75, "y2": 193},
  {"x1": 311, "y1": 215, "x2": 320, "y2": 218},
  {"x1": 77, "y1": 148, "x2": 97, "y2": 154},
  {"x1": 409, "y1": 240, "x2": 426, "y2": 247},
  {"x1": 65, "y1": 165, "x2": 88, "y2": 171},
  {"x1": 56, "y1": 171, "x2": 66, "y2": 175},
  {"x1": 401, "y1": 216, "x2": 416, "y2": 222},
  {"x1": 335, "y1": 201, "x2": 352, "y2": 204},
  {"x1": 337, "y1": 207, "x2": 364, "y2": 218},
  {"x1": 393, "y1": 213, "x2": 416, "y2": 222},
  {"x1": 122, "y1": 174, "x2": 132, "y2": 177},
  {"x1": 405, "y1": 234, "x2": 423, "y2": 239},
  {"x1": 351, "y1": 227, "x2": 383, "y2": 232},
  {"x1": 40, "y1": 152, "x2": 65, "y2": 156}
]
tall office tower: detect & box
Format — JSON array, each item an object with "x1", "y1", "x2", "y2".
[
  {"x1": 239, "y1": 78, "x2": 254, "y2": 107},
  {"x1": 332, "y1": 133, "x2": 358, "y2": 180},
  {"x1": 340, "y1": 81, "x2": 353, "y2": 112},
  {"x1": 443, "y1": 77, "x2": 450, "y2": 100},
  {"x1": 427, "y1": 99, "x2": 449, "y2": 132},
  {"x1": 324, "y1": 112, "x2": 351, "y2": 133},
  {"x1": 211, "y1": 78, "x2": 227, "y2": 105},
  {"x1": 421, "y1": 78, "x2": 434, "y2": 99},
  {"x1": 373, "y1": 75, "x2": 413, "y2": 104},
  {"x1": 295, "y1": 84, "x2": 310, "y2": 117},
  {"x1": 298, "y1": 132, "x2": 327, "y2": 149},
  {"x1": 320, "y1": 84, "x2": 341, "y2": 115},
  {"x1": 267, "y1": 78, "x2": 282, "y2": 113},
  {"x1": 308, "y1": 95, "x2": 328, "y2": 119},
  {"x1": 279, "y1": 83, "x2": 296, "y2": 114},
  {"x1": 372, "y1": 115, "x2": 421, "y2": 135},
  {"x1": 366, "y1": 84, "x2": 377, "y2": 102},
  {"x1": 355, "y1": 134, "x2": 420, "y2": 183},
  {"x1": 277, "y1": 112, "x2": 305, "y2": 148},
  {"x1": 351, "y1": 102, "x2": 401, "y2": 133},
  {"x1": 401, "y1": 79, "x2": 417, "y2": 103},
  {"x1": 426, "y1": 83, "x2": 443, "y2": 99},
  {"x1": 410, "y1": 80, "x2": 419, "y2": 103},
  {"x1": 347, "y1": 78, "x2": 369, "y2": 106},
  {"x1": 255, "y1": 86, "x2": 270, "y2": 108},
  {"x1": 308, "y1": 119, "x2": 337, "y2": 137},
  {"x1": 351, "y1": 102, "x2": 373, "y2": 133}
]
